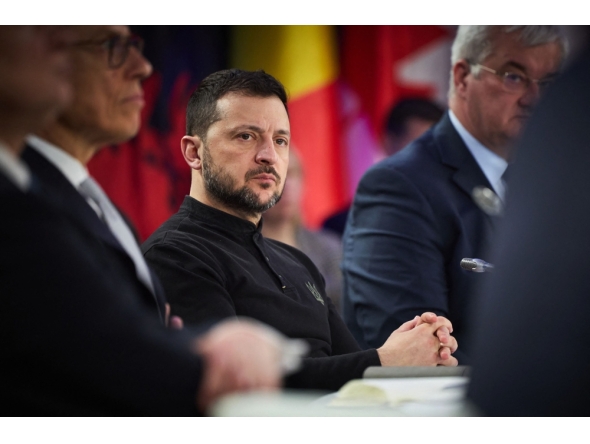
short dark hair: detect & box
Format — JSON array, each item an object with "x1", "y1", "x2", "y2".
[
  {"x1": 384, "y1": 98, "x2": 444, "y2": 136},
  {"x1": 186, "y1": 69, "x2": 289, "y2": 138}
]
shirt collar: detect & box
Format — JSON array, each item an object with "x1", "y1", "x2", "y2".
[
  {"x1": 0, "y1": 140, "x2": 31, "y2": 192},
  {"x1": 448, "y1": 110, "x2": 508, "y2": 200},
  {"x1": 26, "y1": 135, "x2": 89, "y2": 188},
  {"x1": 181, "y1": 195, "x2": 262, "y2": 234}
]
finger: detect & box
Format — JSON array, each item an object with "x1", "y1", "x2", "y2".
[
  {"x1": 395, "y1": 316, "x2": 420, "y2": 332},
  {"x1": 438, "y1": 345, "x2": 452, "y2": 361},
  {"x1": 170, "y1": 315, "x2": 184, "y2": 330},
  {"x1": 435, "y1": 315, "x2": 453, "y2": 333},
  {"x1": 235, "y1": 368, "x2": 256, "y2": 390},
  {"x1": 419, "y1": 312, "x2": 438, "y2": 324},
  {"x1": 437, "y1": 355, "x2": 459, "y2": 367},
  {"x1": 446, "y1": 335, "x2": 458, "y2": 354},
  {"x1": 436, "y1": 326, "x2": 450, "y2": 345},
  {"x1": 424, "y1": 317, "x2": 454, "y2": 334}
]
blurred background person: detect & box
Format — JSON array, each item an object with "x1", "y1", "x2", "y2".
[
  {"x1": 322, "y1": 96, "x2": 444, "y2": 237},
  {"x1": 382, "y1": 97, "x2": 445, "y2": 157},
  {"x1": 262, "y1": 148, "x2": 344, "y2": 312}
]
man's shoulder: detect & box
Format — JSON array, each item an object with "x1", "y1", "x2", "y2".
[
  {"x1": 373, "y1": 125, "x2": 446, "y2": 172},
  {"x1": 1, "y1": 174, "x2": 60, "y2": 225},
  {"x1": 142, "y1": 206, "x2": 241, "y2": 272},
  {"x1": 142, "y1": 209, "x2": 200, "y2": 252},
  {"x1": 22, "y1": 144, "x2": 67, "y2": 186},
  {"x1": 359, "y1": 131, "x2": 446, "y2": 193},
  {"x1": 1, "y1": 181, "x2": 98, "y2": 266}
]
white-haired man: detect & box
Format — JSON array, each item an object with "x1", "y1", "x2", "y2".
[{"x1": 342, "y1": 26, "x2": 566, "y2": 363}]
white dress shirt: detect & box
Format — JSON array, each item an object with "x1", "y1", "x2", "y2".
[
  {"x1": 0, "y1": 141, "x2": 31, "y2": 192},
  {"x1": 448, "y1": 110, "x2": 508, "y2": 200},
  {"x1": 26, "y1": 135, "x2": 103, "y2": 216}
]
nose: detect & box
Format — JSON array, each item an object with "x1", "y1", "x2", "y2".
[
  {"x1": 255, "y1": 138, "x2": 279, "y2": 165},
  {"x1": 125, "y1": 46, "x2": 153, "y2": 80}
]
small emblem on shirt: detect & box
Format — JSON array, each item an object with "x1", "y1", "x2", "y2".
[{"x1": 306, "y1": 281, "x2": 324, "y2": 305}]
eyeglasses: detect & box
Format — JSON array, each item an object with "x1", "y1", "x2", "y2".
[
  {"x1": 71, "y1": 34, "x2": 145, "y2": 69},
  {"x1": 471, "y1": 63, "x2": 555, "y2": 94}
]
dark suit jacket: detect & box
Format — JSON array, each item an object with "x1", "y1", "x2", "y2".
[
  {"x1": 342, "y1": 113, "x2": 498, "y2": 363},
  {"x1": 0, "y1": 171, "x2": 203, "y2": 415},
  {"x1": 467, "y1": 47, "x2": 590, "y2": 416},
  {"x1": 22, "y1": 146, "x2": 167, "y2": 322}
]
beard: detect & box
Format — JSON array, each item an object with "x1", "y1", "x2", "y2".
[{"x1": 201, "y1": 144, "x2": 282, "y2": 216}]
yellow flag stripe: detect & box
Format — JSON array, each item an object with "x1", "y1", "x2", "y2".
[{"x1": 230, "y1": 25, "x2": 338, "y2": 99}]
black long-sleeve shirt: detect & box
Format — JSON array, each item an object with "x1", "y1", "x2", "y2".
[{"x1": 142, "y1": 196, "x2": 380, "y2": 391}]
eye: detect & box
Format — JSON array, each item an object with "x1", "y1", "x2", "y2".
[
  {"x1": 101, "y1": 35, "x2": 122, "y2": 51},
  {"x1": 276, "y1": 138, "x2": 288, "y2": 146},
  {"x1": 504, "y1": 72, "x2": 525, "y2": 85},
  {"x1": 238, "y1": 133, "x2": 252, "y2": 141},
  {"x1": 538, "y1": 78, "x2": 554, "y2": 91}
]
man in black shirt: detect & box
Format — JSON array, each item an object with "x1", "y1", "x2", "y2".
[
  {"x1": 143, "y1": 69, "x2": 458, "y2": 392},
  {"x1": 1, "y1": 27, "x2": 288, "y2": 415}
]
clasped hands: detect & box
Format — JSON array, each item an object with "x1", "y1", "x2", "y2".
[{"x1": 376, "y1": 312, "x2": 458, "y2": 367}]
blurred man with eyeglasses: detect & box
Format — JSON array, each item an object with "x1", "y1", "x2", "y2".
[
  {"x1": 342, "y1": 26, "x2": 565, "y2": 364},
  {"x1": 3, "y1": 26, "x2": 286, "y2": 415},
  {"x1": 21, "y1": 26, "x2": 166, "y2": 320}
]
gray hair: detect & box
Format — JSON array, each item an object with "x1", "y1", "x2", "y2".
[{"x1": 449, "y1": 26, "x2": 568, "y2": 95}]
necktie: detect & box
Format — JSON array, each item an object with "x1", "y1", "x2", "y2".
[{"x1": 78, "y1": 177, "x2": 156, "y2": 296}]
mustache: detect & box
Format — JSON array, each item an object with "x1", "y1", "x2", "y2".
[{"x1": 245, "y1": 165, "x2": 281, "y2": 183}]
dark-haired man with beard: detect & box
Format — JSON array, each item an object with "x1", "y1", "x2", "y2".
[{"x1": 142, "y1": 69, "x2": 459, "y2": 392}]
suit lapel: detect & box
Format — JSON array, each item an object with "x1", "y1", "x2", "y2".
[
  {"x1": 22, "y1": 144, "x2": 166, "y2": 321},
  {"x1": 22, "y1": 145, "x2": 129, "y2": 257},
  {"x1": 433, "y1": 114, "x2": 498, "y2": 226}
]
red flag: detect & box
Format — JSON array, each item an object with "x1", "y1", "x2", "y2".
[{"x1": 339, "y1": 25, "x2": 455, "y2": 198}]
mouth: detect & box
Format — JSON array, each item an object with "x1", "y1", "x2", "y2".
[
  {"x1": 251, "y1": 174, "x2": 277, "y2": 184},
  {"x1": 246, "y1": 167, "x2": 281, "y2": 185},
  {"x1": 122, "y1": 93, "x2": 145, "y2": 106}
]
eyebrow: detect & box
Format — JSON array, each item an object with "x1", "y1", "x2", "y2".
[
  {"x1": 503, "y1": 61, "x2": 559, "y2": 79},
  {"x1": 87, "y1": 29, "x2": 130, "y2": 42},
  {"x1": 232, "y1": 124, "x2": 290, "y2": 137}
]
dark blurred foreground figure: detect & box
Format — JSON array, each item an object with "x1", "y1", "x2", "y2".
[
  {"x1": 1, "y1": 26, "x2": 284, "y2": 416},
  {"x1": 468, "y1": 44, "x2": 590, "y2": 416}
]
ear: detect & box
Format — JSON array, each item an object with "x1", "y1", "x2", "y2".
[
  {"x1": 181, "y1": 135, "x2": 204, "y2": 171},
  {"x1": 452, "y1": 59, "x2": 472, "y2": 98}
]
